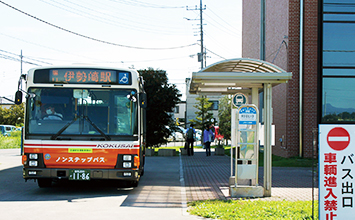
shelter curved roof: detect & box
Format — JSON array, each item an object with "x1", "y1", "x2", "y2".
[{"x1": 189, "y1": 58, "x2": 292, "y2": 95}]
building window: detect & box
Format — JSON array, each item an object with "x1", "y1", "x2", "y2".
[
  {"x1": 209, "y1": 101, "x2": 219, "y2": 110},
  {"x1": 174, "y1": 106, "x2": 179, "y2": 114},
  {"x1": 321, "y1": 0, "x2": 355, "y2": 123}
]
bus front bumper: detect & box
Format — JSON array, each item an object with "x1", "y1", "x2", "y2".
[{"x1": 23, "y1": 168, "x2": 139, "y2": 181}]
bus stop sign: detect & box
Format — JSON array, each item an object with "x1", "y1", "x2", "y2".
[{"x1": 232, "y1": 93, "x2": 248, "y2": 108}]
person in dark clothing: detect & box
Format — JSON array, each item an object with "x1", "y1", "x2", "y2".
[{"x1": 185, "y1": 124, "x2": 196, "y2": 156}]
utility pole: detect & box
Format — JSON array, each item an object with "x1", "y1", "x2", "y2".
[
  {"x1": 187, "y1": 0, "x2": 206, "y2": 69},
  {"x1": 20, "y1": 50, "x2": 23, "y2": 74}
]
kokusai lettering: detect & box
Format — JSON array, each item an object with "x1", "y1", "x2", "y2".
[{"x1": 96, "y1": 144, "x2": 134, "y2": 148}]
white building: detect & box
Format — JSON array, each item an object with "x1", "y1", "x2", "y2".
[{"x1": 184, "y1": 78, "x2": 222, "y2": 129}]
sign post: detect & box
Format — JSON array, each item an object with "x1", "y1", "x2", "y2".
[
  {"x1": 319, "y1": 125, "x2": 355, "y2": 219},
  {"x1": 229, "y1": 104, "x2": 263, "y2": 198}
]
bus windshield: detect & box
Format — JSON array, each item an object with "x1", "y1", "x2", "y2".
[{"x1": 26, "y1": 88, "x2": 138, "y2": 140}]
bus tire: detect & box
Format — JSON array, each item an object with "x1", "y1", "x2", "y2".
[{"x1": 38, "y1": 178, "x2": 52, "y2": 188}]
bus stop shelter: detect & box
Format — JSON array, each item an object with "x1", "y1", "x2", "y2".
[{"x1": 189, "y1": 58, "x2": 292, "y2": 197}]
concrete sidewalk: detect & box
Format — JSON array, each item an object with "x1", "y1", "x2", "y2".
[{"x1": 181, "y1": 148, "x2": 319, "y2": 202}]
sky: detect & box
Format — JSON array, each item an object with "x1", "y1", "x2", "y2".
[{"x1": 0, "y1": 0, "x2": 242, "y2": 102}]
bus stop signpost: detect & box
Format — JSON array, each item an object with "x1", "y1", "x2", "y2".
[{"x1": 230, "y1": 104, "x2": 263, "y2": 197}]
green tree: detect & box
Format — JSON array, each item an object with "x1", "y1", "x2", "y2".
[
  {"x1": 218, "y1": 95, "x2": 231, "y2": 144},
  {"x1": 138, "y1": 68, "x2": 180, "y2": 148},
  {"x1": 190, "y1": 96, "x2": 214, "y2": 132},
  {"x1": 0, "y1": 103, "x2": 24, "y2": 126}
]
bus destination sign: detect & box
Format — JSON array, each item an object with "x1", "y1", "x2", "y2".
[
  {"x1": 47, "y1": 69, "x2": 130, "y2": 85},
  {"x1": 50, "y1": 69, "x2": 117, "y2": 84}
]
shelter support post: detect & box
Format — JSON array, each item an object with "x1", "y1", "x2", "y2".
[
  {"x1": 252, "y1": 87, "x2": 259, "y2": 108},
  {"x1": 229, "y1": 108, "x2": 237, "y2": 186},
  {"x1": 263, "y1": 83, "x2": 272, "y2": 197}
]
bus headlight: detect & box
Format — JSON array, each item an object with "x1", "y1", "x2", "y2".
[
  {"x1": 29, "y1": 161, "x2": 38, "y2": 167},
  {"x1": 28, "y1": 171, "x2": 37, "y2": 175},
  {"x1": 29, "y1": 154, "x2": 38, "y2": 160},
  {"x1": 123, "y1": 172, "x2": 132, "y2": 177},
  {"x1": 123, "y1": 162, "x2": 131, "y2": 168},
  {"x1": 123, "y1": 155, "x2": 132, "y2": 161}
]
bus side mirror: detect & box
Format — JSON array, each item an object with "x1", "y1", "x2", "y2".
[
  {"x1": 139, "y1": 93, "x2": 147, "y2": 109},
  {"x1": 15, "y1": 91, "x2": 22, "y2": 105}
]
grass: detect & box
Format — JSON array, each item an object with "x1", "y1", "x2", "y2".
[
  {"x1": 188, "y1": 199, "x2": 318, "y2": 220},
  {"x1": 0, "y1": 131, "x2": 22, "y2": 149}
]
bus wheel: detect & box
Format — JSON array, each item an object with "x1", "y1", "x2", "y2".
[{"x1": 38, "y1": 179, "x2": 52, "y2": 188}]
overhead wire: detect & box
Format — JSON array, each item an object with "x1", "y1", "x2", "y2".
[
  {"x1": 185, "y1": 6, "x2": 240, "y2": 60},
  {"x1": 207, "y1": 8, "x2": 241, "y2": 33},
  {"x1": 0, "y1": 53, "x2": 41, "y2": 66},
  {"x1": 203, "y1": 31, "x2": 238, "y2": 57},
  {"x1": 80, "y1": 0, "x2": 182, "y2": 25},
  {"x1": 203, "y1": 11, "x2": 240, "y2": 38},
  {"x1": 0, "y1": 32, "x2": 199, "y2": 65},
  {"x1": 109, "y1": 0, "x2": 185, "y2": 9},
  {"x1": 0, "y1": 32, "x2": 106, "y2": 62},
  {"x1": 0, "y1": 0, "x2": 196, "y2": 50},
  {"x1": 42, "y1": 0, "x2": 186, "y2": 35},
  {"x1": 0, "y1": 49, "x2": 53, "y2": 65}
]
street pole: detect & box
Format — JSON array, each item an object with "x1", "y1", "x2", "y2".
[
  {"x1": 200, "y1": 0, "x2": 204, "y2": 69},
  {"x1": 20, "y1": 50, "x2": 23, "y2": 75},
  {"x1": 187, "y1": 0, "x2": 206, "y2": 70}
]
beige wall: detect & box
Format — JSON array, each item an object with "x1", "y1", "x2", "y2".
[{"x1": 242, "y1": 0, "x2": 289, "y2": 70}]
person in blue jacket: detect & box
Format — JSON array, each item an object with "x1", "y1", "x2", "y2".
[{"x1": 203, "y1": 125, "x2": 215, "y2": 156}]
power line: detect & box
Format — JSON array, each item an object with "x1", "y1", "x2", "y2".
[
  {"x1": 0, "y1": 0, "x2": 196, "y2": 50},
  {"x1": 204, "y1": 12, "x2": 241, "y2": 38},
  {"x1": 0, "y1": 49, "x2": 52, "y2": 65},
  {"x1": 81, "y1": 0, "x2": 182, "y2": 26},
  {"x1": 195, "y1": 43, "x2": 226, "y2": 60},
  {"x1": 0, "y1": 32, "x2": 108, "y2": 62},
  {"x1": 42, "y1": 0, "x2": 186, "y2": 35},
  {"x1": 203, "y1": 31, "x2": 237, "y2": 57},
  {"x1": 207, "y1": 8, "x2": 241, "y2": 33},
  {"x1": 109, "y1": 0, "x2": 185, "y2": 9},
  {"x1": 0, "y1": 53, "x2": 41, "y2": 66}
]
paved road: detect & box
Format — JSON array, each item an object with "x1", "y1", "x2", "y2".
[{"x1": 0, "y1": 149, "x2": 201, "y2": 220}]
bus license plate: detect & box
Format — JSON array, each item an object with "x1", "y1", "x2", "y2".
[{"x1": 69, "y1": 169, "x2": 90, "y2": 181}]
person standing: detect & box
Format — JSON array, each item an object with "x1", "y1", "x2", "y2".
[
  {"x1": 203, "y1": 125, "x2": 215, "y2": 156},
  {"x1": 185, "y1": 124, "x2": 196, "y2": 156}
]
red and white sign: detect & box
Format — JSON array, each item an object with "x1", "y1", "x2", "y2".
[
  {"x1": 327, "y1": 127, "x2": 350, "y2": 151},
  {"x1": 320, "y1": 125, "x2": 355, "y2": 219}
]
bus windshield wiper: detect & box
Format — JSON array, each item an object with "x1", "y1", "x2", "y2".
[
  {"x1": 51, "y1": 116, "x2": 78, "y2": 140},
  {"x1": 84, "y1": 116, "x2": 111, "y2": 141}
]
